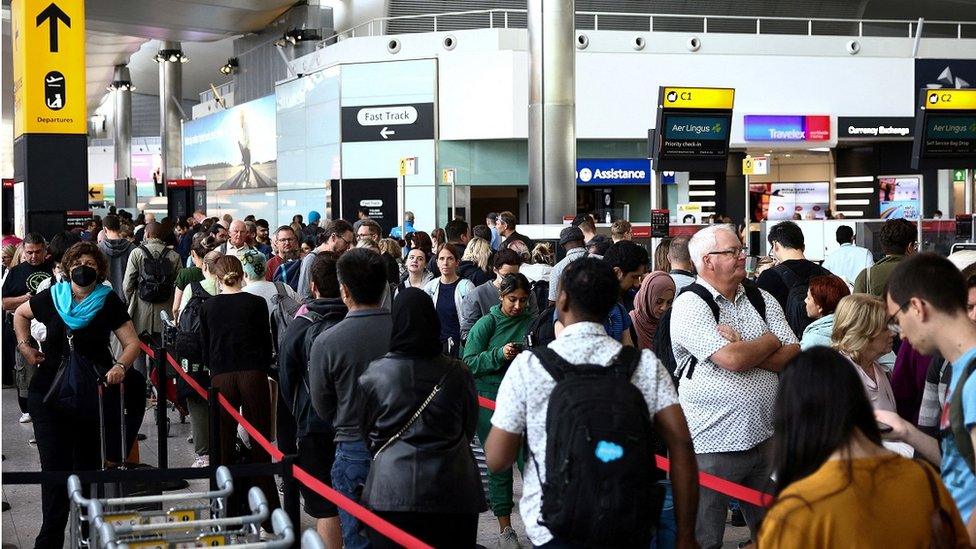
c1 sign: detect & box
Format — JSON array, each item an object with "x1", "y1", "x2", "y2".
[
  {"x1": 744, "y1": 115, "x2": 831, "y2": 142},
  {"x1": 576, "y1": 159, "x2": 651, "y2": 185}
]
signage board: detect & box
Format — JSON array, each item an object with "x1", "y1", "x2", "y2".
[
  {"x1": 743, "y1": 115, "x2": 830, "y2": 141},
  {"x1": 956, "y1": 214, "x2": 974, "y2": 240},
  {"x1": 914, "y1": 88, "x2": 976, "y2": 168},
  {"x1": 652, "y1": 86, "x2": 734, "y2": 172},
  {"x1": 575, "y1": 159, "x2": 651, "y2": 185},
  {"x1": 64, "y1": 210, "x2": 92, "y2": 229},
  {"x1": 399, "y1": 157, "x2": 417, "y2": 177},
  {"x1": 954, "y1": 169, "x2": 968, "y2": 182},
  {"x1": 87, "y1": 183, "x2": 103, "y2": 202},
  {"x1": 742, "y1": 156, "x2": 769, "y2": 176},
  {"x1": 878, "y1": 175, "x2": 921, "y2": 220},
  {"x1": 838, "y1": 117, "x2": 914, "y2": 139},
  {"x1": 11, "y1": 0, "x2": 86, "y2": 136},
  {"x1": 661, "y1": 87, "x2": 735, "y2": 110},
  {"x1": 650, "y1": 209, "x2": 670, "y2": 238},
  {"x1": 341, "y1": 103, "x2": 435, "y2": 142},
  {"x1": 677, "y1": 203, "x2": 703, "y2": 224},
  {"x1": 442, "y1": 168, "x2": 456, "y2": 184},
  {"x1": 340, "y1": 178, "x2": 399, "y2": 236}
]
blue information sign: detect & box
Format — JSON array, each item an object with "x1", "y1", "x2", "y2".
[{"x1": 576, "y1": 158, "x2": 651, "y2": 185}]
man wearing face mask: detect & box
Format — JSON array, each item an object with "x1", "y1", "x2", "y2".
[{"x1": 2, "y1": 233, "x2": 53, "y2": 399}]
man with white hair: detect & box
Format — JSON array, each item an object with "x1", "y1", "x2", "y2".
[
  {"x1": 219, "y1": 220, "x2": 255, "y2": 258},
  {"x1": 668, "y1": 224, "x2": 799, "y2": 548}
]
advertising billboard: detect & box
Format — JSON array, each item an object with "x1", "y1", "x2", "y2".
[
  {"x1": 743, "y1": 115, "x2": 831, "y2": 141},
  {"x1": 878, "y1": 176, "x2": 921, "y2": 220},
  {"x1": 750, "y1": 182, "x2": 830, "y2": 221},
  {"x1": 183, "y1": 95, "x2": 277, "y2": 191}
]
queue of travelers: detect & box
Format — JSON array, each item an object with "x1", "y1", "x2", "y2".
[{"x1": 4, "y1": 209, "x2": 976, "y2": 549}]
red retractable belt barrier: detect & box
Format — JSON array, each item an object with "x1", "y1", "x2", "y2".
[{"x1": 142, "y1": 343, "x2": 775, "y2": 546}]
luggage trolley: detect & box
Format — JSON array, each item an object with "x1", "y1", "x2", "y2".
[
  {"x1": 90, "y1": 487, "x2": 292, "y2": 548},
  {"x1": 67, "y1": 466, "x2": 235, "y2": 548}
]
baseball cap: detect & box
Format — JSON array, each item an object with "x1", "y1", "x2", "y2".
[{"x1": 559, "y1": 226, "x2": 585, "y2": 247}]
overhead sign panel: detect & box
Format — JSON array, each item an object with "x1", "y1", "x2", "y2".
[
  {"x1": 914, "y1": 88, "x2": 976, "y2": 168},
  {"x1": 838, "y1": 116, "x2": 914, "y2": 139},
  {"x1": 341, "y1": 103, "x2": 435, "y2": 142},
  {"x1": 12, "y1": 0, "x2": 86, "y2": 136},
  {"x1": 575, "y1": 159, "x2": 651, "y2": 185},
  {"x1": 744, "y1": 115, "x2": 831, "y2": 141},
  {"x1": 661, "y1": 87, "x2": 735, "y2": 110},
  {"x1": 652, "y1": 86, "x2": 735, "y2": 172}
]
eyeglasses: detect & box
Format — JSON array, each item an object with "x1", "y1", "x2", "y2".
[
  {"x1": 338, "y1": 235, "x2": 355, "y2": 248},
  {"x1": 277, "y1": 237, "x2": 296, "y2": 243},
  {"x1": 707, "y1": 247, "x2": 747, "y2": 258},
  {"x1": 886, "y1": 299, "x2": 911, "y2": 334}
]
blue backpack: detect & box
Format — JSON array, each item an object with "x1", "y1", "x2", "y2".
[{"x1": 273, "y1": 258, "x2": 303, "y2": 292}]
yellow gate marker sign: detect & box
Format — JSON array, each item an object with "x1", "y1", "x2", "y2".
[
  {"x1": 925, "y1": 89, "x2": 976, "y2": 111},
  {"x1": 662, "y1": 87, "x2": 735, "y2": 110},
  {"x1": 88, "y1": 183, "x2": 103, "y2": 202},
  {"x1": 11, "y1": 0, "x2": 86, "y2": 136}
]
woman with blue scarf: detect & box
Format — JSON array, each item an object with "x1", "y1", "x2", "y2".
[{"x1": 13, "y1": 241, "x2": 140, "y2": 549}]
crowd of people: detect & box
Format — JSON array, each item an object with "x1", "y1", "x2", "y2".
[{"x1": 2, "y1": 208, "x2": 975, "y2": 549}]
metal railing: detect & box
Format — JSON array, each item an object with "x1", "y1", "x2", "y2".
[
  {"x1": 198, "y1": 81, "x2": 235, "y2": 104},
  {"x1": 319, "y1": 9, "x2": 976, "y2": 44}
]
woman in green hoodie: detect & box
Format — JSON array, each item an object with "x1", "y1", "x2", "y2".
[{"x1": 462, "y1": 273, "x2": 532, "y2": 547}]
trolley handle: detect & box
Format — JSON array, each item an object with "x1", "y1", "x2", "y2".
[{"x1": 102, "y1": 486, "x2": 268, "y2": 536}]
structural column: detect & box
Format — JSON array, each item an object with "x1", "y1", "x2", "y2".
[
  {"x1": 112, "y1": 65, "x2": 133, "y2": 180},
  {"x1": 157, "y1": 41, "x2": 186, "y2": 196},
  {"x1": 527, "y1": 0, "x2": 577, "y2": 224}
]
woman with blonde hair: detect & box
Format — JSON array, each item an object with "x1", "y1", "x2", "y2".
[
  {"x1": 200, "y1": 255, "x2": 280, "y2": 527},
  {"x1": 831, "y1": 294, "x2": 897, "y2": 413},
  {"x1": 458, "y1": 236, "x2": 492, "y2": 286},
  {"x1": 520, "y1": 243, "x2": 554, "y2": 284}
]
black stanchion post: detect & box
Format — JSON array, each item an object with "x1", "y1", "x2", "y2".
[
  {"x1": 208, "y1": 386, "x2": 222, "y2": 492},
  {"x1": 280, "y1": 454, "x2": 300, "y2": 548},
  {"x1": 155, "y1": 343, "x2": 168, "y2": 470}
]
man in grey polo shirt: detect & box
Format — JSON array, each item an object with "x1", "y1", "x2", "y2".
[
  {"x1": 547, "y1": 226, "x2": 587, "y2": 305},
  {"x1": 669, "y1": 224, "x2": 799, "y2": 549}
]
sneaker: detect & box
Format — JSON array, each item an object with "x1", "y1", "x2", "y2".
[
  {"x1": 497, "y1": 526, "x2": 521, "y2": 549},
  {"x1": 18, "y1": 413, "x2": 31, "y2": 424},
  {"x1": 190, "y1": 455, "x2": 210, "y2": 468}
]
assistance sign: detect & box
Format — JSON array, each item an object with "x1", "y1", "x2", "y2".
[
  {"x1": 661, "y1": 87, "x2": 735, "y2": 110},
  {"x1": 11, "y1": 0, "x2": 86, "y2": 136}
]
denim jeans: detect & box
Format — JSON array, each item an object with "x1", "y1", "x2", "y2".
[
  {"x1": 650, "y1": 480, "x2": 676, "y2": 549},
  {"x1": 332, "y1": 440, "x2": 372, "y2": 549}
]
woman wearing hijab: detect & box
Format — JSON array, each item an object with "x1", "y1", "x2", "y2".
[
  {"x1": 630, "y1": 271, "x2": 676, "y2": 352},
  {"x1": 359, "y1": 288, "x2": 486, "y2": 548},
  {"x1": 12, "y1": 241, "x2": 141, "y2": 549}
]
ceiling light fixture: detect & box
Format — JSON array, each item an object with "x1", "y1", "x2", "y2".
[
  {"x1": 154, "y1": 49, "x2": 189, "y2": 64},
  {"x1": 218, "y1": 57, "x2": 239, "y2": 75}
]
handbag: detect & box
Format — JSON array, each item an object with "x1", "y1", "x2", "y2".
[
  {"x1": 917, "y1": 459, "x2": 959, "y2": 549},
  {"x1": 374, "y1": 367, "x2": 455, "y2": 459},
  {"x1": 43, "y1": 328, "x2": 107, "y2": 415}
]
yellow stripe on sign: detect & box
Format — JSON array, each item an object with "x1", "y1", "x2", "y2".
[
  {"x1": 925, "y1": 89, "x2": 976, "y2": 110},
  {"x1": 662, "y1": 87, "x2": 735, "y2": 110}
]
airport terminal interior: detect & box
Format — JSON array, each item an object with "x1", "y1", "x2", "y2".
[{"x1": 3, "y1": 0, "x2": 976, "y2": 548}]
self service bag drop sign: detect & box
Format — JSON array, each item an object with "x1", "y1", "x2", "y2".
[
  {"x1": 913, "y1": 88, "x2": 976, "y2": 169},
  {"x1": 653, "y1": 87, "x2": 735, "y2": 173}
]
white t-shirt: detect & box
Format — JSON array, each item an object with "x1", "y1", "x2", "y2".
[{"x1": 490, "y1": 321, "x2": 679, "y2": 546}]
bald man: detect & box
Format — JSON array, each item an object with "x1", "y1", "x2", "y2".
[{"x1": 220, "y1": 220, "x2": 255, "y2": 257}]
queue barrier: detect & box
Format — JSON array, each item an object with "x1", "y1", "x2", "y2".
[{"x1": 2, "y1": 339, "x2": 775, "y2": 549}]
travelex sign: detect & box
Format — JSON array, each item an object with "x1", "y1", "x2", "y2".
[
  {"x1": 576, "y1": 159, "x2": 651, "y2": 185},
  {"x1": 744, "y1": 115, "x2": 831, "y2": 141}
]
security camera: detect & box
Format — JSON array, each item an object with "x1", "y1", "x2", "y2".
[
  {"x1": 687, "y1": 37, "x2": 701, "y2": 52},
  {"x1": 443, "y1": 35, "x2": 457, "y2": 50},
  {"x1": 633, "y1": 36, "x2": 646, "y2": 51},
  {"x1": 846, "y1": 40, "x2": 860, "y2": 55},
  {"x1": 576, "y1": 33, "x2": 589, "y2": 50},
  {"x1": 387, "y1": 39, "x2": 401, "y2": 54}
]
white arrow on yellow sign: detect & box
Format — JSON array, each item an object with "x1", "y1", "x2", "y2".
[{"x1": 11, "y1": 0, "x2": 86, "y2": 137}]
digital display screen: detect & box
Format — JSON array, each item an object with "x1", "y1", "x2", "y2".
[
  {"x1": 921, "y1": 114, "x2": 976, "y2": 157},
  {"x1": 658, "y1": 113, "x2": 731, "y2": 159}
]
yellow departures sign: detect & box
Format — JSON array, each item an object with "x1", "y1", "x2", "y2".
[
  {"x1": 12, "y1": 0, "x2": 86, "y2": 136},
  {"x1": 662, "y1": 87, "x2": 735, "y2": 110},
  {"x1": 925, "y1": 89, "x2": 976, "y2": 111}
]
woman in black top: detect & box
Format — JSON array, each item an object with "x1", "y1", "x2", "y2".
[
  {"x1": 358, "y1": 288, "x2": 486, "y2": 548},
  {"x1": 199, "y1": 254, "x2": 279, "y2": 525},
  {"x1": 13, "y1": 241, "x2": 141, "y2": 549}
]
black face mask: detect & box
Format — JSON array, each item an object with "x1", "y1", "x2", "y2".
[{"x1": 70, "y1": 265, "x2": 98, "y2": 287}]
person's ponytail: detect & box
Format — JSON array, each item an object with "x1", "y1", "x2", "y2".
[{"x1": 213, "y1": 255, "x2": 245, "y2": 287}]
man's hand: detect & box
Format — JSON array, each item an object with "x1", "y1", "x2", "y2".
[
  {"x1": 716, "y1": 324, "x2": 741, "y2": 343},
  {"x1": 503, "y1": 343, "x2": 519, "y2": 361},
  {"x1": 105, "y1": 365, "x2": 126, "y2": 385}
]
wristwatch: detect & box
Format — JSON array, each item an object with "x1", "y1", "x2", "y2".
[{"x1": 112, "y1": 361, "x2": 128, "y2": 372}]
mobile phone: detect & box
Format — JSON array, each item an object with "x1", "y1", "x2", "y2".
[
  {"x1": 511, "y1": 343, "x2": 524, "y2": 353},
  {"x1": 877, "y1": 421, "x2": 893, "y2": 434}
]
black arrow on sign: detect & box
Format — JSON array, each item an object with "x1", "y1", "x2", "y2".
[
  {"x1": 88, "y1": 188, "x2": 98, "y2": 199},
  {"x1": 35, "y1": 3, "x2": 70, "y2": 53}
]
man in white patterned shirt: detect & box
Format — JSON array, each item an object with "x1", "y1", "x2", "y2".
[
  {"x1": 670, "y1": 224, "x2": 799, "y2": 549},
  {"x1": 486, "y1": 258, "x2": 699, "y2": 548}
]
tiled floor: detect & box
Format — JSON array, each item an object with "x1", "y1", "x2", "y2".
[{"x1": 1, "y1": 387, "x2": 748, "y2": 548}]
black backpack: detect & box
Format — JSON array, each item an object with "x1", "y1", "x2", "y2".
[
  {"x1": 529, "y1": 279, "x2": 550, "y2": 311},
  {"x1": 948, "y1": 357, "x2": 976, "y2": 474},
  {"x1": 136, "y1": 245, "x2": 175, "y2": 303},
  {"x1": 270, "y1": 282, "x2": 302, "y2": 368},
  {"x1": 525, "y1": 303, "x2": 557, "y2": 349},
  {"x1": 530, "y1": 345, "x2": 664, "y2": 547},
  {"x1": 654, "y1": 281, "x2": 767, "y2": 382},
  {"x1": 289, "y1": 309, "x2": 346, "y2": 427},
  {"x1": 174, "y1": 282, "x2": 211, "y2": 363},
  {"x1": 773, "y1": 264, "x2": 817, "y2": 337}
]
